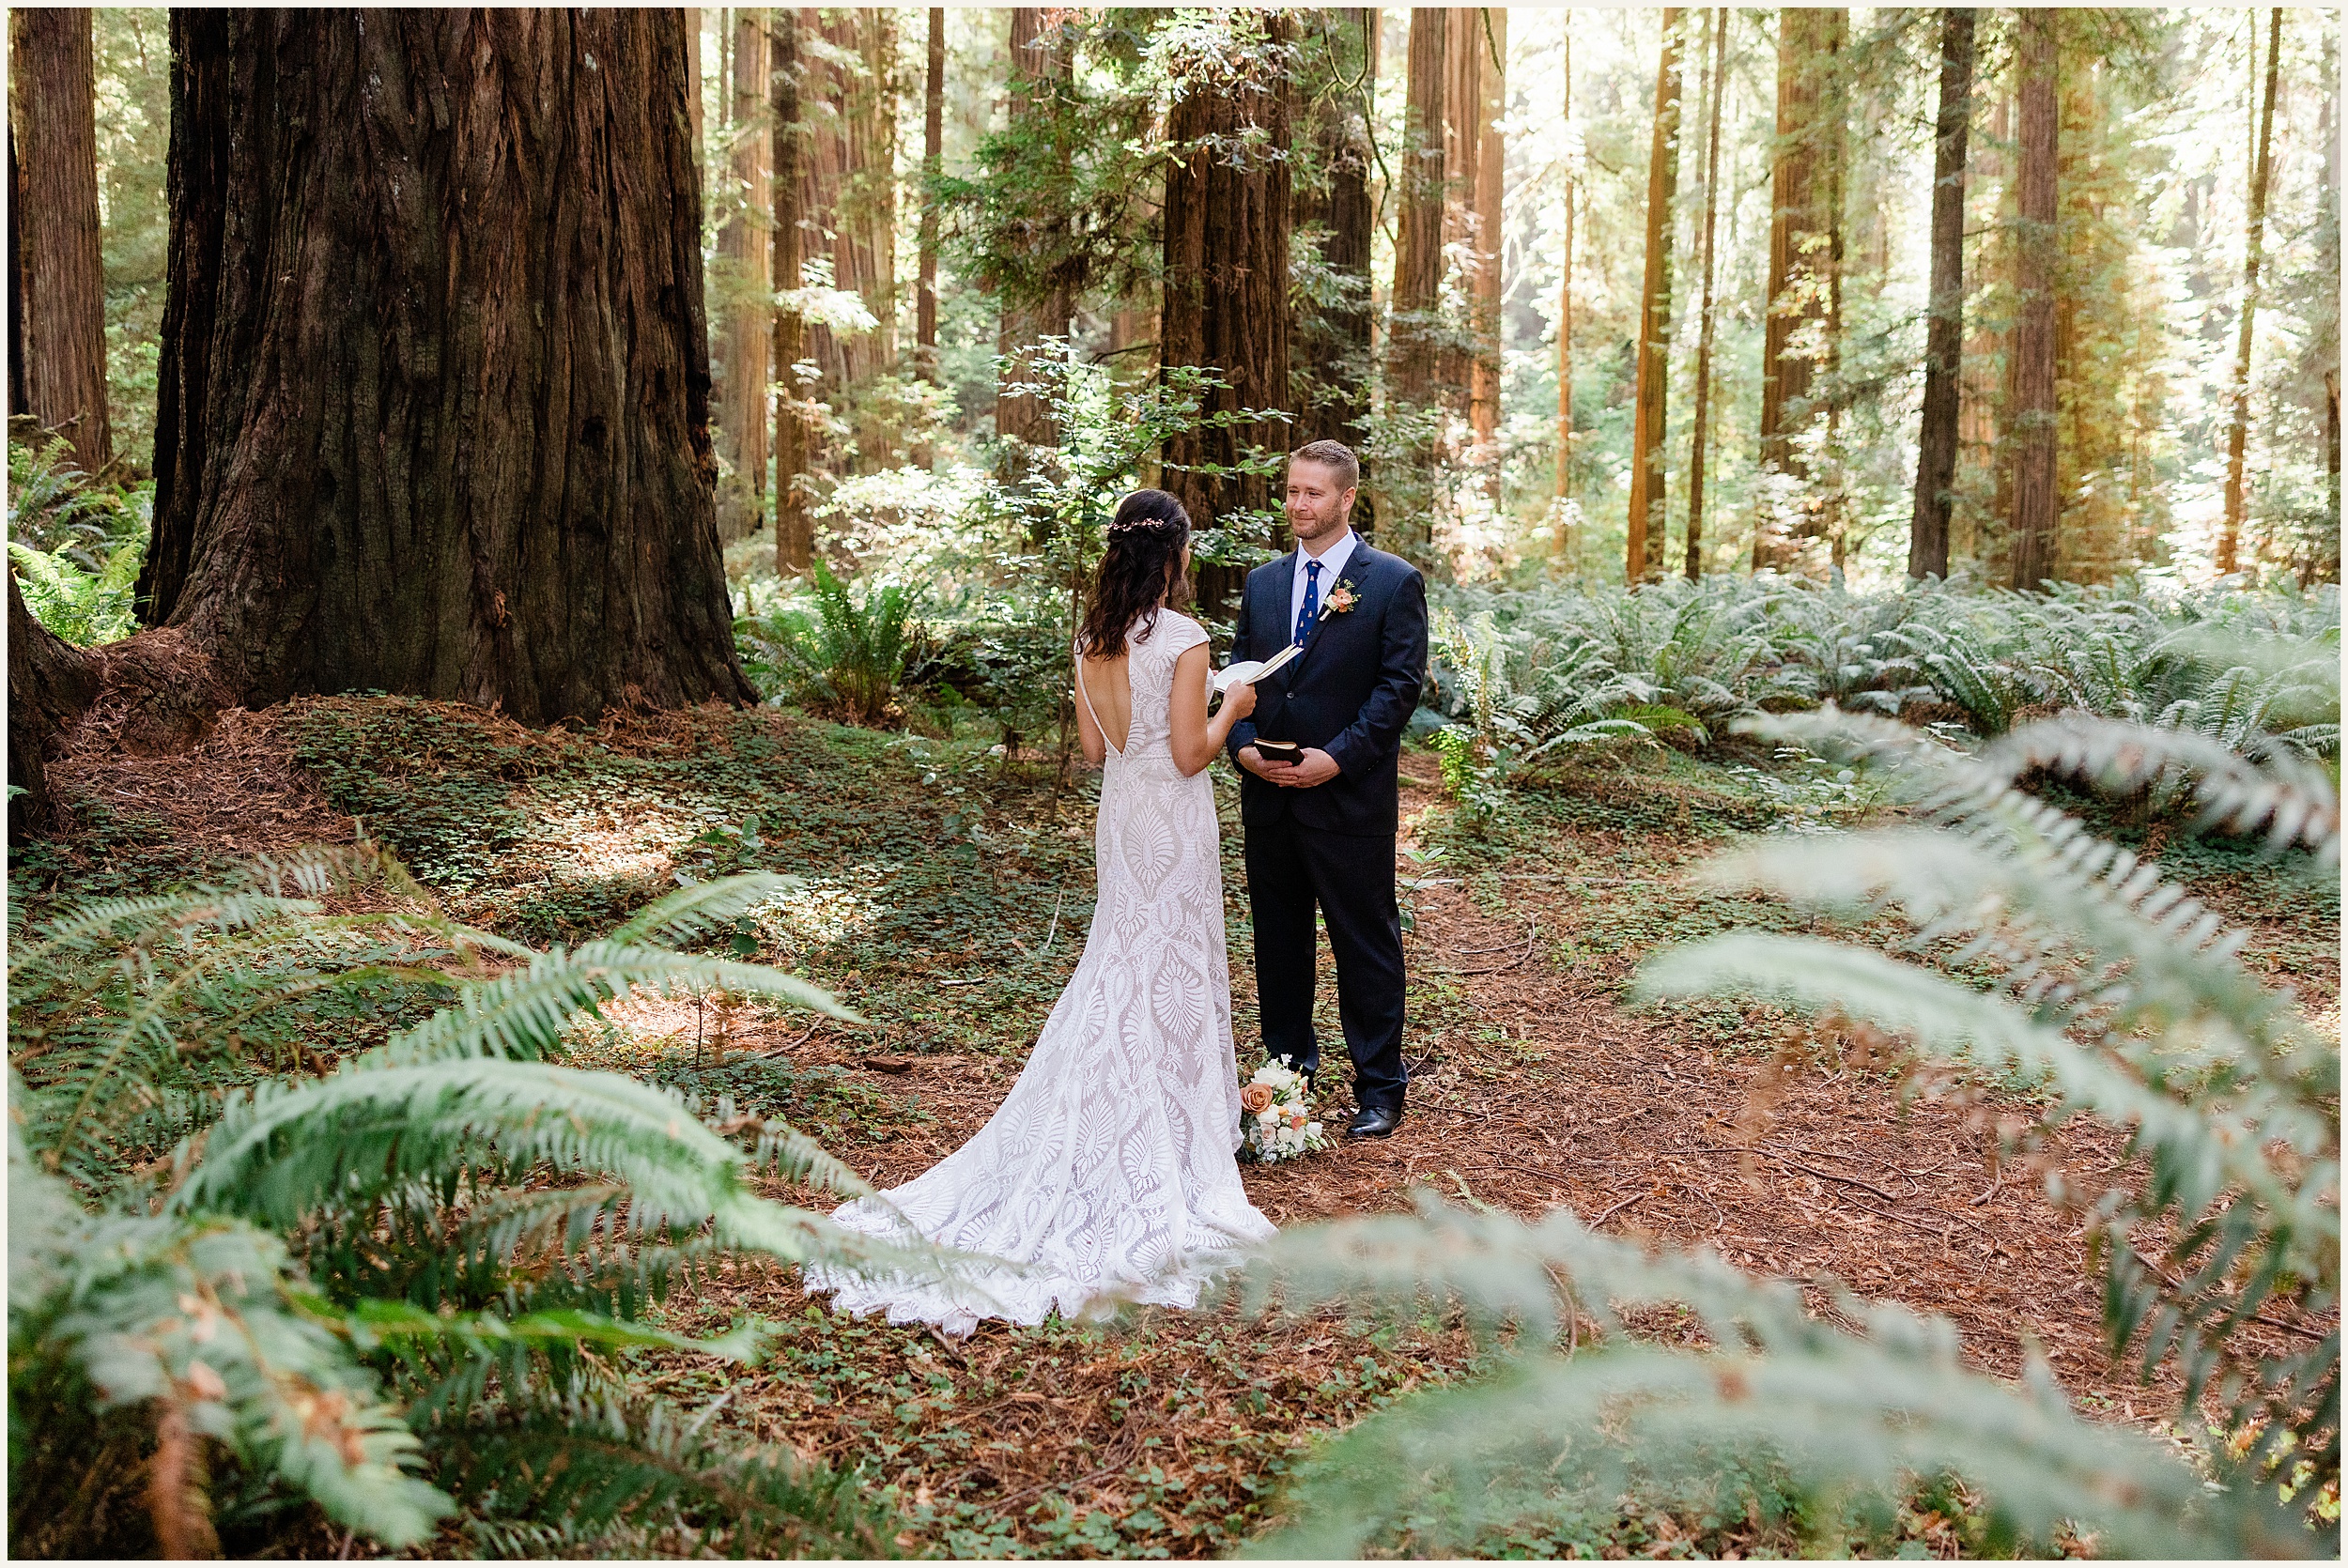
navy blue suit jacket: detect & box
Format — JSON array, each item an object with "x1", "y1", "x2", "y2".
[{"x1": 1225, "y1": 540, "x2": 1429, "y2": 837}]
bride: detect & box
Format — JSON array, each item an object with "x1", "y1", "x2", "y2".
[{"x1": 808, "y1": 489, "x2": 1277, "y2": 1336}]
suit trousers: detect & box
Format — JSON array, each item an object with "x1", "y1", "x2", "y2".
[{"x1": 1244, "y1": 815, "x2": 1408, "y2": 1112}]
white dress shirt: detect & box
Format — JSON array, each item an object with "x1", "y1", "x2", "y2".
[{"x1": 1288, "y1": 529, "x2": 1358, "y2": 645}]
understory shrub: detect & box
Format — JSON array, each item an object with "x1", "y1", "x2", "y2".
[
  {"x1": 1244, "y1": 712, "x2": 2337, "y2": 1556},
  {"x1": 7, "y1": 852, "x2": 971, "y2": 1557}
]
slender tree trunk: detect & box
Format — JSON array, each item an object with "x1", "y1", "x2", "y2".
[
  {"x1": 1390, "y1": 8, "x2": 1446, "y2": 410},
  {"x1": 1296, "y1": 9, "x2": 1379, "y2": 539},
  {"x1": 1626, "y1": 9, "x2": 1682, "y2": 585},
  {"x1": 1468, "y1": 8, "x2": 1506, "y2": 494},
  {"x1": 1754, "y1": 7, "x2": 1844, "y2": 569},
  {"x1": 1160, "y1": 12, "x2": 1292, "y2": 617},
  {"x1": 996, "y1": 8, "x2": 1070, "y2": 452},
  {"x1": 771, "y1": 8, "x2": 811, "y2": 573},
  {"x1": 686, "y1": 8, "x2": 703, "y2": 154},
  {"x1": 1908, "y1": 8, "x2": 1975, "y2": 580},
  {"x1": 799, "y1": 6, "x2": 896, "y2": 459},
  {"x1": 9, "y1": 8, "x2": 112, "y2": 473},
  {"x1": 139, "y1": 9, "x2": 749, "y2": 721},
  {"x1": 2008, "y1": 8, "x2": 2060, "y2": 591},
  {"x1": 718, "y1": 8, "x2": 769, "y2": 526},
  {"x1": 8, "y1": 105, "x2": 27, "y2": 421},
  {"x1": 2218, "y1": 8, "x2": 2283, "y2": 576},
  {"x1": 916, "y1": 7, "x2": 943, "y2": 384},
  {"x1": 1685, "y1": 8, "x2": 1727, "y2": 581},
  {"x1": 1552, "y1": 18, "x2": 1574, "y2": 562}
]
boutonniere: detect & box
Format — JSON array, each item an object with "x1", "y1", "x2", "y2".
[{"x1": 1320, "y1": 583, "x2": 1359, "y2": 619}]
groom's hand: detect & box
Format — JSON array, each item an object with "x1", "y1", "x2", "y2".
[
  {"x1": 1237, "y1": 745, "x2": 1286, "y2": 781},
  {"x1": 1273, "y1": 747, "x2": 1340, "y2": 788}
]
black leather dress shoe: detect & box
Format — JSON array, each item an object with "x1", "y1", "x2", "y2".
[{"x1": 1346, "y1": 1106, "x2": 1402, "y2": 1139}]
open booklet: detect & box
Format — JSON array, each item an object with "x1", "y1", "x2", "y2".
[{"x1": 1211, "y1": 640, "x2": 1302, "y2": 696}]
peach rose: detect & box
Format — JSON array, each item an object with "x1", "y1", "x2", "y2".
[{"x1": 1240, "y1": 1083, "x2": 1276, "y2": 1115}]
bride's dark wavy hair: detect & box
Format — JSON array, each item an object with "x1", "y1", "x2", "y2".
[{"x1": 1076, "y1": 489, "x2": 1192, "y2": 659}]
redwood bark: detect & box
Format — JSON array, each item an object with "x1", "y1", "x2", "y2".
[
  {"x1": 140, "y1": 10, "x2": 749, "y2": 722},
  {"x1": 916, "y1": 8, "x2": 943, "y2": 383},
  {"x1": 718, "y1": 8, "x2": 770, "y2": 518},
  {"x1": 8, "y1": 567, "x2": 101, "y2": 840},
  {"x1": 1468, "y1": 8, "x2": 1506, "y2": 491},
  {"x1": 9, "y1": 8, "x2": 112, "y2": 473},
  {"x1": 996, "y1": 8, "x2": 1070, "y2": 451},
  {"x1": 1389, "y1": 9, "x2": 1446, "y2": 408},
  {"x1": 800, "y1": 6, "x2": 896, "y2": 412},
  {"x1": 1908, "y1": 8, "x2": 1975, "y2": 580},
  {"x1": 1685, "y1": 8, "x2": 1727, "y2": 581},
  {"x1": 2217, "y1": 8, "x2": 2283, "y2": 576},
  {"x1": 1298, "y1": 8, "x2": 1378, "y2": 464},
  {"x1": 2008, "y1": 8, "x2": 2059, "y2": 590},
  {"x1": 1160, "y1": 12, "x2": 1292, "y2": 616},
  {"x1": 1627, "y1": 10, "x2": 1682, "y2": 585},
  {"x1": 771, "y1": 8, "x2": 811, "y2": 573},
  {"x1": 1754, "y1": 7, "x2": 1845, "y2": 568}
]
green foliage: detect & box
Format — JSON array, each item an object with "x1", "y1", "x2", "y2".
[
  {"x1": 1236, "y1": 1196, "x2": 2313, "y2": 1559},
  {"x1": 6, "y1": 853, "x2": 966, "y2": 1556},
  {"x1": 1638, "y1": 709, "x2": 2339, "y2": 1523},
  {"x1": 7, "y1": 428, "x2": 150, "y2": 645},
  {"x1": 736, "y1": 560, "x2": 924, "y2": 724},
  {"x1": 1429, "y1": 576, "x2": 2341, "y2": 777}
]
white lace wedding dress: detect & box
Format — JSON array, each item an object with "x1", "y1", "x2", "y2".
[{"x1": 806, "y1": 610, "x2": 1275, "y2": 1336}]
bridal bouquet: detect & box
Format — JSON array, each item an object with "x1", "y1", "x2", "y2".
[{"x1": 1238, "y1": 1057, "x2": 1328, "y2": 1163}]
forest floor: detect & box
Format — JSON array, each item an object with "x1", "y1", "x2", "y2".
[{"x1": 19, "y1": 695, "x2": 2340, "y2": 1560}]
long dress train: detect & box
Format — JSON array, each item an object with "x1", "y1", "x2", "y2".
[{"x1": 804, "y1": 610, "x2": 1275, "y2": 1336}]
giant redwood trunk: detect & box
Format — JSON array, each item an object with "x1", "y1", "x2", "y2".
[
  {"x1": 771, "y1": 8, "x2": 813, "y2": 574},
  {"x1": 10, "y1": 8, "x2": 113, "y2": 474},
  {"x1": 2007, "y1": 8, "x2": 2059, "y2": 591},
  {"x1": 140, "y1": 10, "x2": 751, "y2": 723},
  {"x1": 1160, "y1": 12, "x2": 1292, "y2": 617},
  {"x1": 1908, "y1": 8, "x2": 1975, "y2": 580}
]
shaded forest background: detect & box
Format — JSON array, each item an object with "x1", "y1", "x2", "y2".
[{"x1": 27, "y1": 6, "x2": 2346, "y2": 596}]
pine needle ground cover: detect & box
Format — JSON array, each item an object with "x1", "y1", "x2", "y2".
[{"x1": 17, "y1": 695, "x2": 2337, "y2": 1557}]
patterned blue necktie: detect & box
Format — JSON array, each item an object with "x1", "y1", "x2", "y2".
[{"x1": 1293, "y1": 559, "x2": 1321, "y2": 648}]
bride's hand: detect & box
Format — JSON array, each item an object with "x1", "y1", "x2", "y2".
[{"x1": 1220, "y1": 680, "x2": 1258, "y2": 722}]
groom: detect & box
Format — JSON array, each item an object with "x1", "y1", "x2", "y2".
[{"x1": 1226, "y1": 440, "x2": 1429, "y2": 1138}]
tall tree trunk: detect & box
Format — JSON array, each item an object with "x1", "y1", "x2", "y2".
[
  {"x1": 1684, "y1": 8, "x2": 1726, "y2": 581},
  {"x1": 8, "y1": 566, "x2": 101, "y2": 841},
  {"x1": 1389, "y1": 8, "x2": 1446, "y2": 411},
  {"x1": 9, "y1": 8, "x2": 112, "y2": 473},
  {"x1": 1908, "y1": 8, "x2": 1975, "y2": 580},
  {"x1": 771, "y1": 8, "x2": 811, "y2": 573},
  {"x1": 1552, "y1": 17, "x2": 1574, "y2": 562},
  {"x1": 1754, "y1": 6, "x2": 1845, "y2": 570},
  {"x1": 139, "y1": 10, "x2": 749, "y2": 721},
  {"x1": 718, "y1": 8, "x2": 769, "y2": 528},
  {"x1": 996, "y1": 8, "x2": 1071, "y2": 453},
  {"x1": 1160, "y1": 12, "x2": 1292, "y2": 617},
  {"x1": 686, "y1": 8, "x2": 703, "y2": 154},
  {"x1": 1469, "y1": 8, "x2": 1506, "y2": 496},
  {"x1": 2007, "y1": 8, "x2": 2060, "y2": 591},
  {"x1": 1299, "y1": 9, "x2": 1378, "y2": 454},
  {"x1": 916, "y1": 7, "x2": 943, "y2": 384},
  {"x1": 2217, "y1": 8, "x2": 2282, "y2": 576},
  {"x1": 799, "y1": 7, "x2": 897, "y2": 461},
  {"x1": 1626, "y1": 9, "x2": 1682, "y2": 585},
  {"x1": 8, "y1": 104, "x2": 26, "y2": 422}
]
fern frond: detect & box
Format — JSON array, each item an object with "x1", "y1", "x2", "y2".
[{"x1": 601, "y1": 871, "x2": 805, "y2": 948}]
